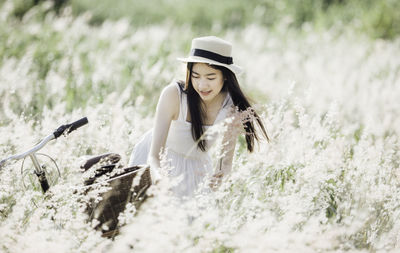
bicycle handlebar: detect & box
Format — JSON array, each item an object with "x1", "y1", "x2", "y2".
[{"x1": 0, "y1": 117, "x2": 88, "y2": 169}]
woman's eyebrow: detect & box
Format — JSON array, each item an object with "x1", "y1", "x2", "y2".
[{"x1": 192, "y1": 71, "x2": 217, "y2": 76}]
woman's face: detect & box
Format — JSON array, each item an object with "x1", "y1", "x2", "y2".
[{"x1": 191, "y1": 63, "x2": 225, "y2": 103}]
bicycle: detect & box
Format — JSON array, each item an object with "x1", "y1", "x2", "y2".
[{"x1": 0, "y1": 117, "x2": 152, "y2": 238}]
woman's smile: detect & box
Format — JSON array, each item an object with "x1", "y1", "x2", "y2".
[{"x1": 200, "y1": 90, "x2": 212, "y2": 96}]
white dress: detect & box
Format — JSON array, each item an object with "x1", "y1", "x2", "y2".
[{"x1": 128, "y1": 81, "x2": 233, "y2": 198}]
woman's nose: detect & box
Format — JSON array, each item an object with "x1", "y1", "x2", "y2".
[{"x1": 198, "y1": 78, "x2": 208, "y2": 89}]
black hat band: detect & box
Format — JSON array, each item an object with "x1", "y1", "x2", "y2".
[{"x1": 191, "y1": 48, "x2": 233, "y2": 65}]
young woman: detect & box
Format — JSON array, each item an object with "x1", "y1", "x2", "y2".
[{"x1": 129, "y1": 36, "x2": 269, "y2": 198}]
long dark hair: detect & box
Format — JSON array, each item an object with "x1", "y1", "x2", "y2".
[{"x1": 180, "y1": 62, "x2": 269, "y2": 152}]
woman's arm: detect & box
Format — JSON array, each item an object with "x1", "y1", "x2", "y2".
[
  {"x1": 210, "y1": 116, "x2": 240, "y2": 189},
  {"x1": 147, "y1": 83, "x2": 179, "y2": 182}
]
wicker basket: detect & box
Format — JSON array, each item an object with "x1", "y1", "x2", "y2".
[{"x1": 81, "y1": 153, "x2": 152, "y2": 238}]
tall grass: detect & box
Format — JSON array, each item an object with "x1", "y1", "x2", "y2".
[{"x1": 0, "y1": 1, "x2": 400, "y2": 252}]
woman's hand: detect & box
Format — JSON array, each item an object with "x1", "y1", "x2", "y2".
[
  {"x1": 149, "y1": 166, "x2": 162, "y2": 185},
  {"x1": 209, "y1": 171, "x2": 224, "y2": 190}
]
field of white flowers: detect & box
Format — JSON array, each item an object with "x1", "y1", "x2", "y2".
[{"x1": 1, "y1": 1, "x2": 400, "y2": 252}]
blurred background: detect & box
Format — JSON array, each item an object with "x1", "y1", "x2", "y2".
[{"x1": 9, "y1": 0, "x2": 400, "y2": 39}]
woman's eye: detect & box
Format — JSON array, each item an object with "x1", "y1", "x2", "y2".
[
  {"x1": 207, "y1": 78, "x2": 216, "y2": 81},
  {"x1": 192, "y1": 75, "x2": 199, "y2": 79}
]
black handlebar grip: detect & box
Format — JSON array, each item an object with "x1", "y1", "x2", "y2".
[
  {"x1": 67, "y1": 117, "x2": 88, "y2": 134},
  {"x1": 53, "y1": 117, "x2": 89, "y2": 138}
]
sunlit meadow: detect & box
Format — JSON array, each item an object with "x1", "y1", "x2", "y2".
[{"x1": 1, "y1": 1, "x2": 400, "y2": 252}]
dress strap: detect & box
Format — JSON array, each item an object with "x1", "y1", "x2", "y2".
[{"x1": 213, "y1": 92, "x2": 233, "y2": 124}]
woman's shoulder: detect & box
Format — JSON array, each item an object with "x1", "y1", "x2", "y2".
[
  {"x1": 163, "y1": 79, "x2": 184, "y2": 95},
  {"x1": 160, "y1": 83, "x2": 177, "y2": 102},
  {"x1": 157, "y1": 80, "x2": 182, "y2": 118},
  {"x1": 161, "y1": 80, "x2": 187, "y2": 104}
]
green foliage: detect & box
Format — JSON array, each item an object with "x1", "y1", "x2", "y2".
[
  {"x1": 264, "y1": 164, "x2": 299, "y2": 191},
  {"x1": 0, "y1": 195, "x2": 16, "y2": 221},
  {"x1": 70, "y1": 0, "x2": 259, "y2": 31},
  {"x1": 212, "y1": 245, "x2": 236, "y2": 253},
  {"x1": 8, "y1": 0, "x2": 37, "y2": 19},
  {"x1": 360, "y1": 0, "x2": 400, "y2": 39},
  {"x1": 9, "y1": 0, "x2": 68, "y2": 18},
  {"x1": 66, "y1": 0, "x2": 400, "y2": 39},
  {"x1": 311, "y1": 0, "x2": 400, "y2": 39}
]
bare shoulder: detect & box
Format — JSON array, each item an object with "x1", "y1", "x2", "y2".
[
  {"x1": 160, "y1": 82, "x2": 180, "y2": 106},
  {"x1": 157, "y1": 82, "x2": 180, "y2": 120}
]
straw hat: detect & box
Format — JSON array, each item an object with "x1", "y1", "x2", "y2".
[{"x1": 177, "y1": 36, "x2": 243, "y2": 75}]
